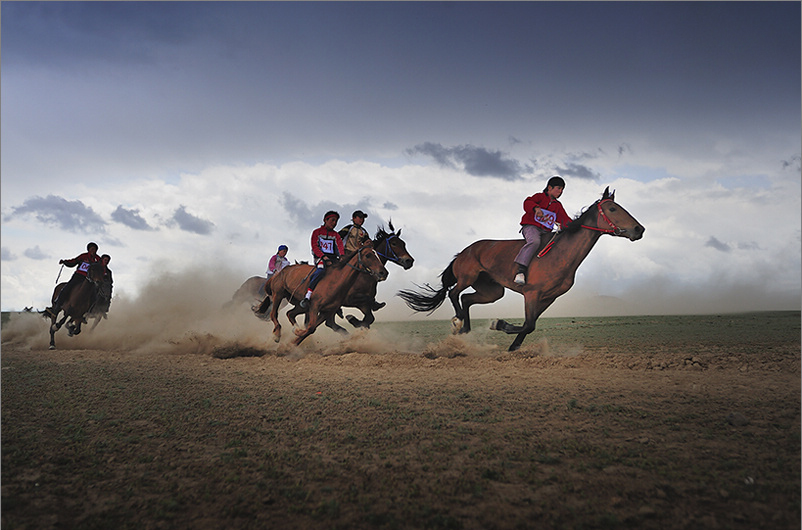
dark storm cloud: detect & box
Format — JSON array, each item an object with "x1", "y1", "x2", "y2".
[
  {"x1": 406, "y1": 142, "x2": 528, "y2": 181},
  {"x1": 705, "y1": 236, "x2": 731, "y2": 252},
  {"x1": 23, "y1": 246, "x2": 49, "y2": 260},
  {"x1": 171, "y1": 206, "x2": 215, "y2": 235},
  {"x1": 554, "y1": 162, "x2": 601, "y2": 181},
  {"x1": 111, "y1": 205, "x2": 154, "y2": 231},
  {"x1": 1, "y1": 247, "x2": 18, "y2": 261},
  {"x1": 6, "y1": 195, "x2": 106, "y2": 233}
]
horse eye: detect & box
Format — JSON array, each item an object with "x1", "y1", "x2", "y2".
[{"x1": 609, "y1": 207, "x2": 617, "y2": 212}]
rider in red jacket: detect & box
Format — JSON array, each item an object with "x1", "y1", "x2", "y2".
[
  {"x1": 514, "y1": 176, "x2": 572, "y2": 285},
  {"x1": 301, "y1": 211, "x2": 345, "y2": 309},
  {"x1": 46, "y1": 242, "x2": 101, "y2": 316}
]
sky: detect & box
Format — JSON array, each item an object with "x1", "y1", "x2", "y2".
[{"x1": 2, "y1": 1, "x2": 800, "y2": 322}]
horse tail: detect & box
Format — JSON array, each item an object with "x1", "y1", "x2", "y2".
[{"x1": 397, "y1": 259, "x2": 457, "y2": 314}]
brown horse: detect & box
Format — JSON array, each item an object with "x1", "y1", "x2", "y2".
[
  {"x1": 283, "y1": 223, "x2": 414, "y2": 332},
  {"x1": 398, "y1": 188, "x2": 645, "y2": 351},
  {"x1": 47, "y1": 262, "x2": 106, "y2": 349},
  {"x1": 264, "y1": 242, "x2": 389, "y2": 346}
]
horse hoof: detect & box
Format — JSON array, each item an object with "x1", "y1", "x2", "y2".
[
  {"x1": 273, "y1": 334, "x2": 280, "y2": 343},
  {"x1": 450, "y1": 317, "x2": 463, "y2": 334},
  {"x1": 49, "y1": 345, "x2": 56, "y2": 350},
  {"x1": 489, "y1": 319, "x2": 499, "y2": 330}
]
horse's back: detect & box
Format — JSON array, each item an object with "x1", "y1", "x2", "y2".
[{"x1": 456, "y1": 239, "x2": 524, "y2": 272}]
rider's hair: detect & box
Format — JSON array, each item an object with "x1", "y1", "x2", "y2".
[
  {"x1": 101, "y1": 254, "x2": 111, "y2": 262},
  {"x1": 87, "y1": 242, "x2": 99, "y2": 251},
  {"x1": 543, "y1": 175, "x2": 565, "y2": 193},
  {"x1": 323, "y1": 210, "x2": 340, "y2": 222}
]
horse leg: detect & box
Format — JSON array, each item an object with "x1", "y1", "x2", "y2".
[
  {"x1": 52, "y1": 313, "x2": 68, "y2": 332},
  {"x1": 346, "y1": 304, "x2": 374, "y2": 329},
  {"x1": 446, "y1": 279, "x2": 475, "y2": 334},
  {"x1": 293, "y1": 304, "x2": 332, "y2": 345},
  {"x1": 90, "y1": 315, "x2": 102, "y2": 332},
  {"x1": 459, "y1": 274, "x2": 505, "y2": 334},
  {"x1": 269, "y1": 293, "x2": 285, "y2": 343},
  {"x1": 49, "y1": 316, "x2": 58, "y2": 349},
  {"x1": 286, "y1": 304, "x2": 304, "y2": 330},
  {"x1": 325, "y1": 313, "x2": 349, "y2": 335},
  {"x1": 494, "y1": 293, "x2": 555, "y2": 352}
]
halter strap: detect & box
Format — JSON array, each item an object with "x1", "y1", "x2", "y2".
[
  {"x1": 374, "y1": 233, "x2": 402, "y2": 264},
  {"x1": 580, "y1": 199, "x2": 622, "y2": 235}
]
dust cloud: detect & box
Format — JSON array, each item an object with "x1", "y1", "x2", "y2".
[{"x1": 1, "y1": 266, "x2": 588, "y2": 359}]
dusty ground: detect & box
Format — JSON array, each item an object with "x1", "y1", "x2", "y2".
[{"x1": 2, "y1": 309, "x2": 800, "y2": 530}]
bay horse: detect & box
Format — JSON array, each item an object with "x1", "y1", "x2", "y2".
[
  {"x1": 282, "y1": 223, "x2": 414, "y2": 332},
  {"x1": 397, "y1": 188, "x2": 644, "y2": 351},
  {"x1": 46, "y1": 262, "x2": 106, "y2": 349},
  {"x1": 263, "y1": 242, "x2": 389, "y2": 346}
]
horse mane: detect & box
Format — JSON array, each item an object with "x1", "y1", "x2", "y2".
[
  {"x1": 373, "y1": 221, "x2": 398, "y2": 244},
  {"x1": 563, "y1": 199, "x2": 601, "y2": 234}
]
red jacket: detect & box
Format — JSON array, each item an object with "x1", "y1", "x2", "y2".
[
  {"x1": 520, "y1": 193, "x2": 572, "y2": 230},
  {"x1": 63, "y1": 252, "x2": 101, "y2": 277},
  {"x1": 311, "y1": 226, "x2": 345, "y2": 262}
]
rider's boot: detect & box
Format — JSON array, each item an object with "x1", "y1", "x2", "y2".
[
  {"x1": 514, "y1": 264, "x2": 527, "y2": 285},
  {"x1": 372, "y1": 300, "x2": 386, "y2": 311}
]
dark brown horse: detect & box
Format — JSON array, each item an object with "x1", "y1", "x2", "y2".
[
  {"x1": 264, "y1": 242, "x2": 389, "y2": 346},
  {"x1": 398, "y1": 188, "x2": 645, "y2": 351},
  {"x1": 283, "y1": 223, "x2": 414, "y2": 332},
  {"x1": 47, "y1": 262, "x2": 106, "y2": 349}
]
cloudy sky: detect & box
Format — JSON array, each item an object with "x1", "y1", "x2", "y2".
[{"x1": 2, "y1": 1, "x2": 800, "y2": 321}]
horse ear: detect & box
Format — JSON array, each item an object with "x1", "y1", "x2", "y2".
[
  {"x1": 388, "y1": 220, "x2": 395, "y2": 233},
  {"x1": 603, "y1": 186, "x2": 615, "y2": 200}
]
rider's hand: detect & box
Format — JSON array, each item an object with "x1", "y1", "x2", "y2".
[{"x1": 534, "y1": 207, "x2": 543, "y2": 220}]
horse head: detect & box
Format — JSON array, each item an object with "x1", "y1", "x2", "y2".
[
  {"x1": 374, "y1": 222, "x2": 414, "y2": 270},
  {"x1": 591, "y1": 187, "x2": 645, "y2": 241},
  {"x1": 356, "y1": 241, "x2": 389, "y2": 282},
  {"x1": 86, "y1": 262, "x2": 106, "y2": 283}
]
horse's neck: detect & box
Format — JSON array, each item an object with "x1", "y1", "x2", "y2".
[{"x1": 554, "y1": 228, "x2": 603, "y2": 272}]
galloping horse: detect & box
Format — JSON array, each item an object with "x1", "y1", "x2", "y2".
[
  {"x1": 223, "y1": 275, "x2": 273, "y2": 319},
  {"x1": 264, "y1": 242, "x2": 389, "y2": 346},
  {"x1": 283, "y1": 223, "x2": 414, "y2": 332},
  {"x1": 46, "y1": 262, "x2": 106, "y2": 349},
  {"x1": 398, "y1": 188, "x2": 644, "y2": 351}
]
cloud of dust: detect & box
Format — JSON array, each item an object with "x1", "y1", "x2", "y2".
[{"x1": 1, "y1": 265, "x2": 589, "y2": 358}]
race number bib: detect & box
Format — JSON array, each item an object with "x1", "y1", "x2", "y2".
[
  {"x1": 318, "y1": 237, "x2": 334, "y2": 255},
  {"x1": 78, "y1": 261, "x2": 91, "y2": 273},
  {"x1": 534, "y1": 209, "x2": 557, "y2": 230}
]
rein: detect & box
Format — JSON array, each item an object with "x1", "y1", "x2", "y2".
[
  {"x1": 537, "y1": 199, "x2": 621, "y2": 258},
  {"x1": 347, "y1": 247, "x2": 378, "y2": 275}
]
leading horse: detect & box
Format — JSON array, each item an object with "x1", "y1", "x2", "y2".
[
  {"x1": 264, "y1": 242, "x2": 389, "y2": 346},
  {"x1": 46, "y1": 262, "x2": 106, "y2": 349},
  {"x1": 397, "y1": 188, "x2": 645, "y2": 351}
]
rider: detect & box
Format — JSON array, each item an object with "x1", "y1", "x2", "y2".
[
  {"x1": 266, "y1": 245, "x2": 290, "y2": 278},
  {"x1": 338, "y1": 210, "x2": 370, "y2": 252},
  {"x1": 513, "y1": 176, "x2": 573, "y2": 285},
  {"x1": 46, "y1": 242, "x2": 101, "y2": 316},
  {"x1": 92, "y1": 254, "x2": 114, "y2": 315},
  {"x1": 300, "y1": 211, "x2": 345, "y2": 309}
]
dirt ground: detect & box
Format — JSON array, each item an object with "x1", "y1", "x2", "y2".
[{"x1": 2, "y1": 310, "x2": 800, "y2": 530}]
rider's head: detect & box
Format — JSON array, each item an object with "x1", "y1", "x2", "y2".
[
  {"x1": 543, "y1": 175, "x2": 565, "y2": 193},
  {"x1": 323, "y1": 211, "x2": 340, "y2": 228},
  {"x1": 101, "y1": 254, "x2": 111, "y2": 264},
  {"x1": 87, "y1": 242, "x2": 99, "y2": 254}
]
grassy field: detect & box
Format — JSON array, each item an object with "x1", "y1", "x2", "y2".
[{"x1": 2, "y1": 310, "x2": 800, "y2": 530}]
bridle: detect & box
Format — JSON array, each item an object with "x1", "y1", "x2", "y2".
[
  {"x1": 580, "y1": 199, "x2": 625, "y2": 236},
  {"x1": 347, "y1": 246, "x2": 382, "y2": 277},
  {"x1": 374, "y1": 233, "x2": 404, "y2": 265},
  {"x1": 537, "y1": 198, "x2": 624, "y2": 258}
]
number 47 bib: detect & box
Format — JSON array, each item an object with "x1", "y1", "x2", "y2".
[{"x1": 534, "y1": 209, "x2": 557, "y2": 230}]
